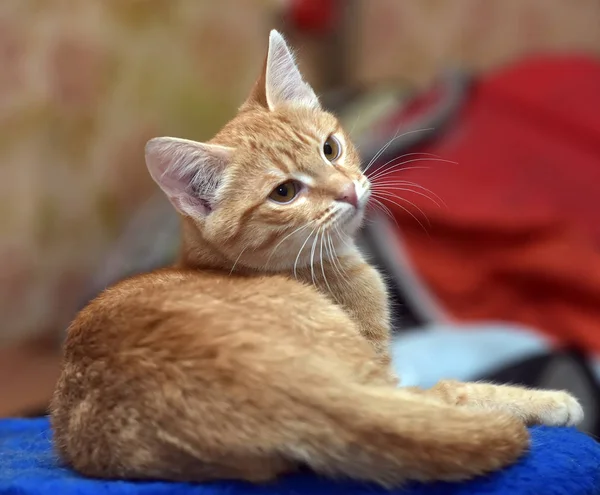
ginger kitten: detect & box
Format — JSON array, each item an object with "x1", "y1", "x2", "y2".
[{"x1": 50, "y1": 31, "x2": 583, "y2": 487}]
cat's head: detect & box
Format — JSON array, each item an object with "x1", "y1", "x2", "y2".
[{"x1": 145, "y1": 30, "x2": 369, "y2": 272}]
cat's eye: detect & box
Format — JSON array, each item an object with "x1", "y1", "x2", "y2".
[
  {"x1": 323, "y1": 135, "x2": 341, "y2": 162},
  {"x1": 269, "y1": 181, "x2": 299, "y2": 204}
]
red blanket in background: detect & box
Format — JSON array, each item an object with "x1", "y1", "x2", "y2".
[{"x1": 381, "y1": 56, "x2": 600, "y2": 353}]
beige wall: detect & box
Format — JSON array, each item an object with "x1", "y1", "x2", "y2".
[
  {"x1": 352, "y1": 0, "x2": 600, "y2": 86},
  {"x1": 0, "y1": 0, "x2": 278, "y2": 344}
]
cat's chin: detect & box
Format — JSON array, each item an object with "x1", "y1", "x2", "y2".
[{"x1": 337, "y1": 206, "x2": 365, "y2": 238}]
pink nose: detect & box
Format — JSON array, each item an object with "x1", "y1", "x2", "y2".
[{"x1": 336, "y1": 182, "x2": 359, "y2": 208}]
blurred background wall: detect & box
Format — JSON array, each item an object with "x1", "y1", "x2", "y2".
[
  {"x1": 352, "y1": 0, "x2": 600, "y2": 86},
  {"x1": 0, "y1": 0, "x2": 278, "y2": 344}
]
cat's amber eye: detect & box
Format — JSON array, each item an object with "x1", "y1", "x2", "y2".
[
  {"x1": 269, "y1": 181, "x2": 299, "y2": 204},
  {"x1": 323, "y1": 135, "x2": 341, "y2": 162}
]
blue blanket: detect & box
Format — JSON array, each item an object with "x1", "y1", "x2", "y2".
[{"x1": 1, "y1": 418, "x2": 599, "y2": 495}]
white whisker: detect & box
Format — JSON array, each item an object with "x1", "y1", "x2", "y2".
[
  {"x1": 294, "y1": 224, "x2": 319, "y2": 279},
  {"x1": 370, "y1": 198, "x2": 400, "y2": 229},
  {"x1": 368, "y1": 157, "x2": 456, "y2": 182},
  {"x1": 371, "y1": 180, "x2": 446, "y2": 207},
  {"x1": 309, "y1": 226, "x2": 321, "y2": 286},
  {"x1": 371, "y1": 186, "x2": 441, "y2": 208},
  {"x1": 229, "y1": 246, "x2": 248, "y2": 275},
  {"x1": 369, "y1": 165, "x2": 431, "y2": 181},
  {"x1": 332, "y1": 219, "x2": 352, "y2": 248},
  {"x1": 372, "y1": 153, "x2": 451, "y2": 176},
  {"x1": 366, "y1": 151, "x2": 439, "y2": 176},
  {"x1": 348, "y1": 111, "x2": 362, "y2": 137},
  {"x1": 370, "y1": 193, "x2": 430, "y2": 233},
  {"x1": 319, "y1": 230, "x2": 333, "y2": 294},
  {"x1": 326, "y1": 232, "x2": 351, "y2": 285},
  {"x1": 362, "y1": 128, "x2": 435, "y2": 174},
  {"x1": 372, "y1": 191, "x2": 430, "y2": 226},
  {"x1": 266, "y1": 221, "x2": 313, "y2": 267}
]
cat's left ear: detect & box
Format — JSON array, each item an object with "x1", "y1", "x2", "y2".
[
  {"x1": 145, "y1": 137, "x2": 233, "y2": 219},
  {"x1": 246, "y1": 30, "x2": 320, "y2": 111}
]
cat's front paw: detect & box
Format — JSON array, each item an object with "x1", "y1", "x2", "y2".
[{"x1": 532, "y1": 391, "x2": 584, "y2": 427}]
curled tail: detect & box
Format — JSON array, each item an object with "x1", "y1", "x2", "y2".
[{"x1": 284, "y1": 384, "x2": 529, "y2": 486}]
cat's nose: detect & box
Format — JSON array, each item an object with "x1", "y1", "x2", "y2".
[{"x1": 336, "y1": 182, "x2": 359, "y2": 208}]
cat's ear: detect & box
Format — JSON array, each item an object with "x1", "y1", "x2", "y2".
[
  {"x1": 145, "y1": 137, "x2": 233, "y2": 218},
  {"x1": 245, "y1": 30, "x2": 320, "y2": 111}
]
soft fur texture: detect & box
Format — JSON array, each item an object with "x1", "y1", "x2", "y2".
[{"x1": 50, "y1": 30, "x2": 583, "y2": 487}]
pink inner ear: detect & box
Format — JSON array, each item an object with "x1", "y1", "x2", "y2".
[
  {"x1": 168, "y1": 166, "x2": 217, "y2": 217},
  {"x1": 264, "y1": 31, "x2": 319, "y2": 110},
  {"x1": 146, "y1": 137, "x2": 233, "y2": 219},
  {"x1": 173, "y1": 195, "x2": 212, "y2": 217}
]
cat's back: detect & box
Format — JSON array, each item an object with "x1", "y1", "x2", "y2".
[
  {"x1": 54, "y1": 267, "x2": 372, "y2": 432},
  {"x1": 91, "y1": 267, "x2": 328, "y2": 323},
  {"x1": 98, "y1": 267, "x2": 309, "y2": 311},
  {"x1": 64, "y1": 268, "x2": 351, "y2": 362}
]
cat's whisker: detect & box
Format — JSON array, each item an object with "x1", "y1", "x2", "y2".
[
  {"x1": 369, "y1": 165, "x2": 431, "y2": 182},
  {"x1": 309, "y1": 226, "x2": 321, "y2": 286},
  {"x1": 324, "y1": 231, "x2": 342, "y2": 282},
  {"x1": 366, "y1": 152, "x2": 440, "y2": 176},
  {"x1": 319, "y1": 230, "x2": 334, "y2": 295},
  {"x1": 293, "y1": 224, "x2": 319, "y2": 279},
  {"x1": 266, "y1": 221, "x2": 314, "y2": 268},
  {"x1": 362, "y1": 128, "x2": 435, "y2": 174},
  {"x1": 327, "y1": 232, "x2": 351, "y2": 284},
  {"x1": 373, "y1": 189, "x2": 443, "y2": 211},
  {"x1": 371, "y1": 154, "x2": 457, "y2": 177},
  {"x1": 370, "y1": 193, "x2": 430, "y2": 234},
  {"x1": 323, "y1": 231, "x2": 335, "y2": 272},
  {"x1": 371, "y1": 186, "x2": 442, "y2": 208},
  {"x1": 368, "y1": 157, "x2": 456, "y2": 182},
  {"x1": 370, "y1": 153, "x2": 450, "y2": 176},
  {"x1": 369, "y1": 198, "x2": 400, "y2": 229},
  {"x1": 347, "y1": 111, "x2": 362, "y2": 138},
  {"x1": 371, "y1": 190, "x2": 431, "y2": 221},
  {"x1": 370, "y1": 180, "x2": 446, "y2": 207},
  {"x1": 229, "y1": 246, "x2": 249, "y2": 275},
  {"x1": 328, "y1": 233, "x2": 351, "y2": 285},
  {"x1": 331, "y1": 215, "x2": 352, "y2": 248},
  {"x1": 362, "y1": 129, "x2": 401, "y2": 174}
]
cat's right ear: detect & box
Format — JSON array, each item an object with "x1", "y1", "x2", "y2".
[{"x1": 145, "y1": 137, "x2": 233, "y2": 219}]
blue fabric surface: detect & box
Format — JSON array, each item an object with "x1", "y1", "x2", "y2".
[{"x1": 1, "y1": 418, "x2": 599, "y2": 495}]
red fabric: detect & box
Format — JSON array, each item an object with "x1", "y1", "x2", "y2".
[
  {"x1": 287, "y1": 0, "x2": 338, "y2": 33},
  {"x1": 378, "y1": 56, "x2": 600, "y2": 353}
]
